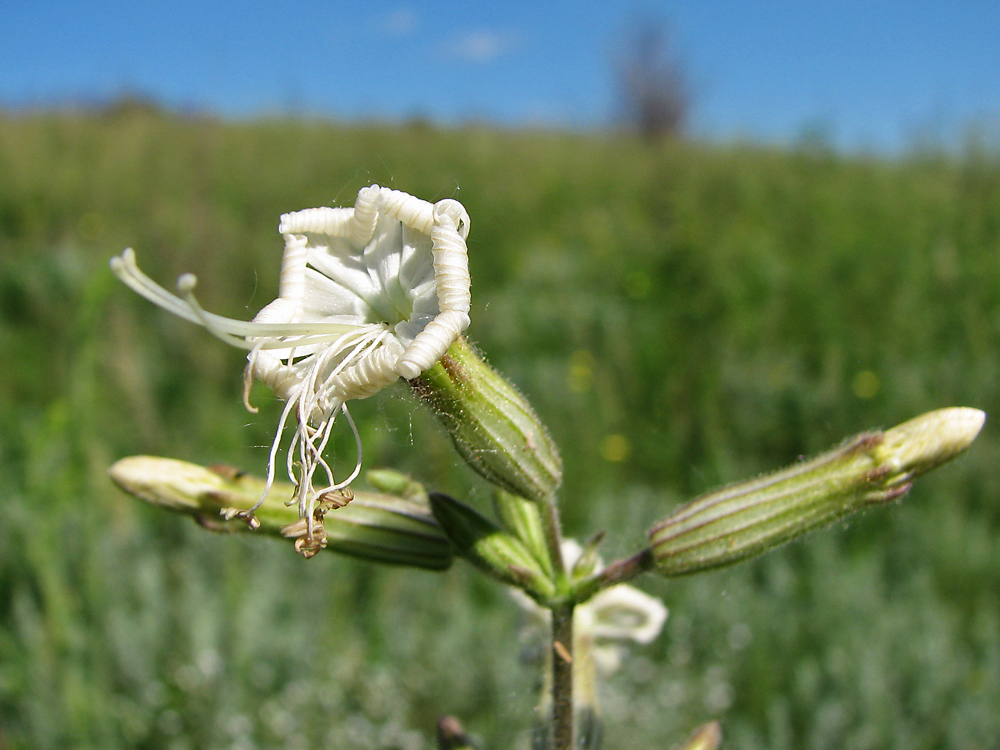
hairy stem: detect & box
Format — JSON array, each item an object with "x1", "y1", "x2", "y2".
[
  {"x1": 550, "y1": 602, "x2": 575, "y2": 750},
  {"x1": 539, "y1": 496, "x2": 568, "y2": 581},
  {"x1": 536, "y1": 493, "x2": 574, "y2": 748}
]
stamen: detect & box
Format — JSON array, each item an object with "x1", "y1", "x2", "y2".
[
  {"x1": 297, "y1": 415, "x2": 339, "y2": 520},
  {"x1": 339, "y1": 404, "x2": 365, "y2": 489},
  {"x1": 111, "y1": 250, "x2": 207, "y2": 325},
  {"x1": 243, "y1": 345, "x2": 263, "y2": 413},
  {"x1": 176, "y1": 274, "x2": 251, "y2": 349},
  {"x1": 238, "y1": 386, "x2": 302, "y2": 524},
  {"x1": 112, "y1": 250, "x2": 374, "y2": 344}
]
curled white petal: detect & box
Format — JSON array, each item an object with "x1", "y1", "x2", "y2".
[
  {"x1": 330, "y1": 335, "x2": 404, "y2": 401},
  {"x1": 430, "y1": 207, "x2": 473, "y2": 313},
  {"x1": 585, "y1": 585, "x2": 669, "y2": 645},
  {"x1": 278, "y1": 233, "x2": 308, "y2": 300},
  {"x1": 273, "y1": 184, "x2": 472, "y2": 389},
  {"x1": 377, "y1": 187, "x2": 436, "y2": 234},
  {"x1": 348, "y1": 185, "x2": 381, "y2": 246},
  {"x1": 278, "y1": 207, "x2": 354, "y2": 236},
  {"x1": 397, "y1": 310, "x2": 469, "y2": 380}
]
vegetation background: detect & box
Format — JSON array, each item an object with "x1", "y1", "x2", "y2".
[{"x1": 0, "y1": 104, "x2": 998, "y2": 749}]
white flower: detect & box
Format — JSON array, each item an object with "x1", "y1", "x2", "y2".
[
  {"x1": 111, "y1": 185, "x2": 471, "y2": 540},
  {"x1": 575, "y1": 583, "x2": 668, "y2": 675}
]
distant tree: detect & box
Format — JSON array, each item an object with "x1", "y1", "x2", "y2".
[
  {"x1": 614, "y1": 17, "x2": 689, "y2": 141},
  {"x1": 99, "y1": 92, "x2": 166, "y2": 119}
]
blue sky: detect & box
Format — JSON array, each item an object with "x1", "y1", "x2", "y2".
[{"x1": 2, "y1": 0, "x2": 998, "y2": 152}]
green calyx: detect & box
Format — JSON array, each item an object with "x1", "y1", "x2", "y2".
[
  {"x1": 409, "y1": 338, "x2": 563, "y2": 504},
  {"x1": 649, "y1": 408, "x2": 985, "y2": 577}
]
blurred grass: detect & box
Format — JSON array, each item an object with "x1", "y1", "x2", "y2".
[{"x1": 0, "y1": 103, "x2": 998, "y2": 749}]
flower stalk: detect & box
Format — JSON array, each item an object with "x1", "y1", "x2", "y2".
[
  {"x1": 571, "y1": 547, "x2": 656, "y2": 603},
  {"x1": 513, "y1": 541, "x2": 668, "y2": 749},
  {"x1": 550, "y1": 602, "x2": 575, "y2": 750}
]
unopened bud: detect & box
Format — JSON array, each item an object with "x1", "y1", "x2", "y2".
[
  {"x1": 493, "y1": 490, "x2": 554, "y2": 578},
  {"x1": 877, "y1": 407, "x2": 986, "y2": 477},
  {"x1": 109, "y1": 456, "x2": 453, "y2": 570},
  {"x1": 677, "y1": 721, "x2": 722, "y2": 750},
  {"x1": 409, "y1": 338, "x2": 562, "y2": 503},
  {"x1": 429, "y1": 491, "x2": 556, "y2": 602},
  {"x1": 366, "y1": 468, "x2": 428, "y2": 502},
  {"x1": 436, "y1": 716, "x2": 477, "y2": 750},
  {"x1": 649, "y1": 408, "x2": 985, "y2": 576}
]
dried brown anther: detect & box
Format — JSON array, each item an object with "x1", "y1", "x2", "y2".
[{"x1": 220, "y1": 506, "x2": 261, "y2": 530}]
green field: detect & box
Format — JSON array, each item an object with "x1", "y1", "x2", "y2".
[{"x1": 1, "y1": 105, "x2": 998, "y2": 749}]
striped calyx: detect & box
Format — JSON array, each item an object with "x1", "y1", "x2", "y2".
[{"x1": 649, "y1": 408, "x2": 985, "y2": 576}]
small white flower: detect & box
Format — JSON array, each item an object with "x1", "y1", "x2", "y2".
[
  {"x1": 112, "y1": 186, "x2": 471, "y2": 539},
  {"x1": 512, "y1": 540, "x2": 668, "y2": 676},
  {"x1": 576, "y1": 583, "x2": 668, "y2": 675}
]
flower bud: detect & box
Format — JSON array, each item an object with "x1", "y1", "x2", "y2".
[
  {"x1": 649, "y1": 408, "x2": 985, "y2": 576},
  {"x1": 365, "y1": 468, "x2": 428, "y2": 502},
  {"x1": 409, "y1": 338, "x2": 562, "y2": 503},
  {"x1": 436, "y1": 716, "x2": 477, "y2": 750},
  {"x1": 429, "y1": 492, "x2": 557, "y2": 602},
  {"x1": 493, "y1": 490, "x2": 554, "y2": 578},
  {"x1": 109, "y1": 456, "x2": 453, "y2": 570},
  {"x1": 677, "y1": 722, "x2": 722, "y2": 750}
]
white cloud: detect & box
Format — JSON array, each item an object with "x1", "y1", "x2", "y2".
[
  {"x1": 380, "y1": 8, "x2": 418, "y2": 37},
  {"x1": 448, "y1": 30, "x2": 520, "y2": 64}
]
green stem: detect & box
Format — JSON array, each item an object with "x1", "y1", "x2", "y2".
[
  {"x1": 537, "y1": 493, "x2": 575, "y2": 749},
  {"x1": 539, "y1": 496, "x2": 567, "y2": 582},
  {"x1": 550, "y1": 602, "x2": 575, "y2": 750}
]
